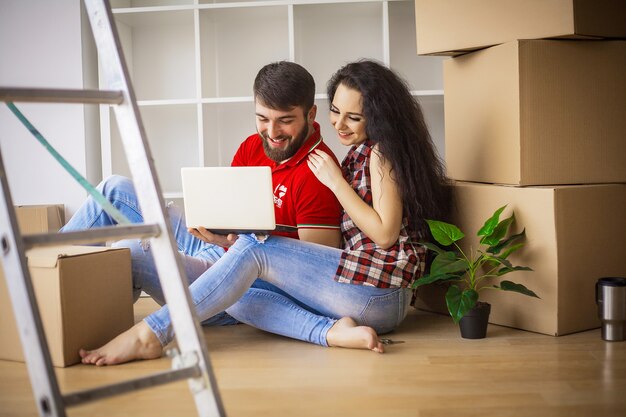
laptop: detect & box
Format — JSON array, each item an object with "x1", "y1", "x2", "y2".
[{"x1": 181, "y1": 166, "x2": 296, "y2": 235}]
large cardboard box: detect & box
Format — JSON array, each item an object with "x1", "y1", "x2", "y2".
[
  {"x1": 444, "y1": 40, "x2": 626, "y2": 186},
  {"x1": 415, "y1": 182, "x2": 626, "y2": 336},
  {"x1": 415, "y1": 0, "x2": 626, "y2": 55},
  {"x1": 0, "y1": 246, "x2": 134, "y2": 367},
  {"x1": 15, "y1": 204, "x2": 65, "y2": 234}
]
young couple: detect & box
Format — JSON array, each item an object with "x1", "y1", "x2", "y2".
[{"x1": 64, "y1": 59, "x2": 451, "y2": 366}]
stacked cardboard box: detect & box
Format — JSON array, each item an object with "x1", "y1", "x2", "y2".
[
  {"x1": 415, "y1": 0, "x2": 626, "y2": 56},
  {"x1": 414, "y1": 0, "x2": 626, "y2": 335}
]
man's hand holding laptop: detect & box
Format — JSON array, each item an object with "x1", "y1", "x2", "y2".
[{"x1": 188, "y1": 227, "x2": 238, "y2": 248}]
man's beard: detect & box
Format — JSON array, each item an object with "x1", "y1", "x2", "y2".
[{"x1": 260, "y1": 125, "x2": 310, "y2": 163}]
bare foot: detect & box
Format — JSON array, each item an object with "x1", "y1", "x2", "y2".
[
  {"x1": 326, "y1": 317, "x2": 384, "y2": 353},
  {"x1": 79, "y1": 321, "x2": 163, "y2": 366}
]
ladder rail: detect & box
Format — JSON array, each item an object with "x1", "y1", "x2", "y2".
[
  {"x1": 84, "y1": 1, "x2": 226, "y2": 416},
  {"x1": 0, "y1": 1, "x2": 227, "y2": 416},
  {"x1": 0, "y1": 148, "x2": 67, "y2": 417}
]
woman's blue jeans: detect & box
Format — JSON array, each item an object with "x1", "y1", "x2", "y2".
[
  {"x1": 63, "y1": 175, "x2": 412, "y2": 347},
  {"x1": 146, "y1": 233, "x2": 413, "y2": 347}
]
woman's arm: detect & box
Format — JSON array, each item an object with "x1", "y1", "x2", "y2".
[{"x1": 307, "y1": 148, "x2": 402, "y2": 249}]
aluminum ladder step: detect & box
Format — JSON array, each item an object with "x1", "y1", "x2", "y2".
[
  {"x1": 0, "y1": 87, "x2": 123, "y2": 104},
  {"x1": 22, "y1": 224, "x2": 161, "y2": 249},
  {"x1": 63, "y1": 355, "x2": 201, "y2": 407}
]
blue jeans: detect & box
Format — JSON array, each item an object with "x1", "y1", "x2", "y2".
[
  {"x1": 146, "y1": 233, "x2": 413, "y2": 347},
  {"x1": 64, "y1": 175, "x2": 412, "y2": 346},
  {"x1": 61, "y1": 175, "x2": 313, "y2": 328}
]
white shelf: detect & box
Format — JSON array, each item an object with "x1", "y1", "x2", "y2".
[
  {"x1": 111, "y1": 0, "x2": 411, "y2": 13},
  {"x1": 136, "y1": 98, "x2": 199, "y2": 106},
  {"x1": 163, "y1": 191, "x2": 184, "y2": 199},
  {"x1": 133, "y1": 90, "x2": 443, "y2": 106},
  {"x1": 101, "y1": 0, "x2": 447, "y2": 193}
]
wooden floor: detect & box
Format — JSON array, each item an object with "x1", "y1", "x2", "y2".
[{"x1": 2, "y1": 297, "x2": 625, "y2": 417}]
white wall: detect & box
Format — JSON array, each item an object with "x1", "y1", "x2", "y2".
[{"x1": 0, "y1": 0, "x2": 99, "y2": 217}]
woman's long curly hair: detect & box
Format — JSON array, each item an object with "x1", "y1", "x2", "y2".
[{"x1": 327, "y1": 59, "x2": 452, "y2": 237}]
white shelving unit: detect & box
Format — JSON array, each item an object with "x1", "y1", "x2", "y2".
[{"x1": 103, "y1": 0, "x2": 445, "y2": 198}]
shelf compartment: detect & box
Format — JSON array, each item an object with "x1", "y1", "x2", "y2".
[
  {"x1": 199, "y1": 6, "x2": 289, "y2": 98},
  {"x1": 201, "y1": 101, "x2": 257, "y2": 167},
  {"x1": 419, "y1": 97, "x2": 445, "y2": 161},
  {"x1": 389, "y1": 0, "x2": 444, "y2": 91},
  {"x1": 113, "y1": 10, "x2": 196, "y2": 101},
  {"x1": 294, "y1": 2, "x2": 383, "y2": 94},
  {"x1": 108, "y1": 104, "x2": 199, "y2": 194}
]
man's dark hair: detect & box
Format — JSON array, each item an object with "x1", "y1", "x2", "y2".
[{"x1": 253, "y1": 61, "x2": 315, "y2": 112}]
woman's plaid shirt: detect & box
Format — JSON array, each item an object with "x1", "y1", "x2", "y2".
[{"x1": 334, "y1": 141, "x2": 425, "y2": 288}]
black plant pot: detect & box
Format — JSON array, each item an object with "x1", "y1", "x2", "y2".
[{"x1": 459, "y1": 302, "x2": 491, "y2": 339}]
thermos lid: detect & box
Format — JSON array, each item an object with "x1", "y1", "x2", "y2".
[{"x1": 597, "y1": 277, "x2": 626, "y2": 287}]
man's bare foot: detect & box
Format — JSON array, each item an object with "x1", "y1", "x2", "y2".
[
  {"x1": 79, "y1": 321, "x2": 163, "y2": 366},
  {"x1": 326, "y1": 317, "x2": 384, "y2": 353}
]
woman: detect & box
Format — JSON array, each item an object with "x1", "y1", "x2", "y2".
[{"x1": 80, "y1": 60, "x2": 451, "y2": 365}]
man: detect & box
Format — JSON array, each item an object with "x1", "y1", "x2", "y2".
[
  {"x1": 62, "y1": 61, "x2": 342, "y2": 327},
  {"x1": 190, "y1": 61, "x2": 341, "y2": 249}
]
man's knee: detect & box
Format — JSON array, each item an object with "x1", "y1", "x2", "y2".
[{"x1": 98, "y1": 174, "x2": 133, "y2": 194}]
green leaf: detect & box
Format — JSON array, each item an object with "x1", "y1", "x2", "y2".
[
  {"x1": 498, "y1": 243, "x2": 525, "y2": 260},
  {"x1": 487, "y1": 229, "x2": 526, "y2": 255},
  {"x1": 496, "y1": 265, "x2": 533, "y2": 276},
  {"x1": 498, "y1": 280, "x2": 540, "y2": 298},
  {"x1": 477, "y1": 205, "x2": 506, "y2": 238},
  {"x1": 430, "y1": 251, "x2": 456, "y2": 274},
  {"x1": 430, "y1": 252, "x2": 468, "y2": 276},
  {"x1": 487, "y1": 255, "x2": 513, "y2": 269},
  {"x1": 426, "y1": 219, "x2": 464, "y2": 246},
  {"x1": 420, "y1": 241, "x2": 446, "y2": 256},
  {"x1": 445, "y1": 286, "x2": 479, "y2": 323},
  {"x1": 412, "y1": 273, "x2": 461, "y2": 288},
  {"x1": 480, "y1": 214, "x2": 514, "y2": 246}
]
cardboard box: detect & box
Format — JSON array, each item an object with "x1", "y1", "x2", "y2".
[
  {"x1": 415, "y1": 182, "x2": 626, "y2": 336},
  {"x1": 444, "y1": 40, "x2": 626, "y2": 186},
  {"x1": 0, "y1": 246, "x2": 134, "y2": 367},
  {"x1": 415, "y1": 0, "x2": 626, "y2": 55},
  {"x1": 15, "y1": 204, "x2": 65, "y2": 235}
]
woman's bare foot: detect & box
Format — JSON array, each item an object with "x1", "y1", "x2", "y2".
[
  {"x1": 326, "y1": 317, "x2": 384, "y2": 353},
  {"x1": 79, "y1": 321, "x2": 163, "y2": 366}
]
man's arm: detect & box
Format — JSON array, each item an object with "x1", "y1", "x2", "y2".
[{"x1": 298, "y1": 228, "x2": 341, "y2": 248}]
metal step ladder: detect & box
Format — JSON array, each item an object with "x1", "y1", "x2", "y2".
[{"x1": 0, "y1": 1, "x2": 225, "y2": 416}]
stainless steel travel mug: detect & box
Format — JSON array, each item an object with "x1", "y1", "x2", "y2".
[{"x1": 596, "y1": 277, "x2": 626, "y2": 342}]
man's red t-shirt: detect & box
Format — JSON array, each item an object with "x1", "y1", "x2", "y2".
[{"x1": 231, "y1": 122, "x2": 341, "y2": 239}]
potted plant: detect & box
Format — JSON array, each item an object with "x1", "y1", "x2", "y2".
[{"x1": 412, "y1": 205, "x2": 539, "y2": 339}]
